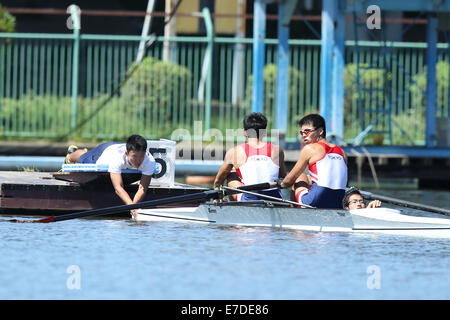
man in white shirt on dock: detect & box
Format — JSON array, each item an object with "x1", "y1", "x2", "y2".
[{"x1": 65, "y1": 134, "x2": 156, "y2": 218}]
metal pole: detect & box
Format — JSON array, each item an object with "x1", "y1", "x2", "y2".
[
  {"x1": 69, "y1": 4, "x2": 81, "y2": 135},
  {"x1": 231, "y1": 0, "x2": 246, "y2": 106},
  {"x1": 275, "y1": 3, "x2": 289, "y2": 140},
  {"x1": 252, "y1": 0, "x2": 266, "y2": 113},
  {"x1": 163, "y1": 0, "x2": 174, "y2": 62},
  {"x1": 331, "y1": 0, "x2": 345, "y2": 141},
  {"x1": 320, "y1": 0, "x2": 334, "y2": 131},
  {"x1": 136, "y1": 0, "x2": 155, "y2": 64},
  {"x1": 203, "y1": 7, "x2": 213, "y2": 131},
  {"x1": 426, "y1": 13, "x2": 437, "y2": 147}
]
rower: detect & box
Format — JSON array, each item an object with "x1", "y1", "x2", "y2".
[
  {"x1": 343, "y1": 187, "x2": 382, "y2": 210},
  {"x1": 213, "y1": 112, "x2": 286, "y2": 201},
  {"x1": 65, "y1": 134, "x2": 157, "y2": 218},
  {"x1": 280, "y1": 114, "x2": 348, "y2": 209}
]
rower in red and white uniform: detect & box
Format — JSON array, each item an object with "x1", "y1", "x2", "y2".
[
  {"x1": 214, "y1": 112, "x2": 286, "y2": 201},
  {"x1": 281, "y1": 114, "x2": 348, "y2": 208}
]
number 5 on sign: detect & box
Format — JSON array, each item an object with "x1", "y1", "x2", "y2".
[
  {"x1": 66, "y1": 265, "x2": 81, "y2": 290},
  {"x1": 366, "y1": 265, "x2": 381, "y2": 290}
]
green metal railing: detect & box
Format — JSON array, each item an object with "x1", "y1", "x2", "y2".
[
  {"x1": 345, "y1": 40, "x2": 450, "y2": 145},
  {"x1": 0, "y1": 24, "x2": 448, "y2": 145}
]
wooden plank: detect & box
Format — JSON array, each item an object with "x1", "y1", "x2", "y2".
[
  {"x1": 0, "y1": 171, "x2": 72, "y2": 185},
  {"x1": 0, "y1": 171, "x2": 206, "y2": 213}
]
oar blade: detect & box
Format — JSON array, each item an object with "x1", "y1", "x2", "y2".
[
  {"x1": 10, "y1": 216, "x2": 55, "y2": 223},
  {"x1": 33, "y1": 216, "x2": 56, "y2": 223}
]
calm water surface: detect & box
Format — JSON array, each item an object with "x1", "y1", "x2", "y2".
[{"x1": 1, "y1": 189, "x2": 450, "y2": 300}]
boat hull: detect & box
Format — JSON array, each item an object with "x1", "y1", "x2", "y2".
[{"x1": 137, "y1": 203, "x2": 450, "y2": 237}]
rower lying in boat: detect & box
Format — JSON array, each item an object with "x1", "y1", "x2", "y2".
[{"x1": 343, "y1": 187, "x2": 382, "y2": 210}]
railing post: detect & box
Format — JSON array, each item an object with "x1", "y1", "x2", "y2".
[
  {"x1": 425, "y1": 13, "x2": 437, "y2": 147},
  {"x1": 69, "y1": 4, "x2": 81, "y2": 136},
  {"x1": 202, "y1": 7, "x2": 213, "y2": 131}
]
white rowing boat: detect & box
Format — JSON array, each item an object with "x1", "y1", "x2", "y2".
[{"x1": 136, "y1": 201, "x2": 450, "y2": 237}]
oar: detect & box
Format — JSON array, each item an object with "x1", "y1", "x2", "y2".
[
  {"x1": 359, "y1": 190, "x2": 450, "y2": 216},
  {"x1": 11, "y1": 181, "x2": 278, "y2": 223},
  {"x1": 222, "y1": 186, "x2": 316, "y2": 209}
]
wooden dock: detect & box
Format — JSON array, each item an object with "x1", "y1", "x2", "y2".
[{"x1": 0, "y1": 171, "x2": 206, "y2": 215}]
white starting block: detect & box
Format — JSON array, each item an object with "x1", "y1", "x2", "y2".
[
  {"x1": 146, "y1": 139, "x2": 175, "y2": 186},
  {"x1": 61, "y1": 139, "x2": 176, "y2": 187}
]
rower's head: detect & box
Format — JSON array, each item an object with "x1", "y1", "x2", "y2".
[
  {"x1": 125, "y1": 134, "x2": 148, "y2": 169},
  {"x1": 243, "y1": 112, "x2": 267, "y2": 139},
  {"x1": 298, "y1": 114, "x2": 326, "y2": 145},
  {"x1": 343, "y1": 187, "x2": 366, "y2": 210}
]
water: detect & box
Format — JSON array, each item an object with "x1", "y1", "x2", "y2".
[{"x1": 1, "y1": 189, "x2": 450, "y2": 300}]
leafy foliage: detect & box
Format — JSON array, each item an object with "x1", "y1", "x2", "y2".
[
  {"x1": 0, "y1": 4, "x2": 15, "y2": 33},
  {"x1": 121, "y1": 56, "x2": 191, "y2": 122},
  {"x1": 244, "y1": 63, "x2": 304, "y2": 128}
]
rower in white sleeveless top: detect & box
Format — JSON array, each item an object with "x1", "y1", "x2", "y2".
[
  {"x1": 281, "y1": 114, "x2": 348, "y2": 209},
  {"x1": 214, "y1": 112, "x2": 286, "y2": 201}
]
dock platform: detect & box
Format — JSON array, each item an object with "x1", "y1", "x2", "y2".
[{"x1": 0, "y1": 171, "x2": 206, "y2": 216}]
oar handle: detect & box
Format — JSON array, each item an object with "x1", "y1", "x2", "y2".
[
  {"x1": 234, "y1": 181, "x2": 278, "y2": 191},
  {"x1": 222, "y1": 185, "x2": 315, "y2": 209},
  {"x1": 360, "y1": 190, "x2": 450, "y2": 216}
]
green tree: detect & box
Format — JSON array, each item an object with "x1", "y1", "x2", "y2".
[
  {"x1": 244, "y1": 63, "x2": 304, "y2": 128},
  {"x1": 121, "y1": 56, "x2": 191, "y2": 126},
  {"x1": 0, "y1": 4, "x2": 16, "y2": 32},
  {"x1": 409, "y1": 60, "x2": 450, "y2": 117}
]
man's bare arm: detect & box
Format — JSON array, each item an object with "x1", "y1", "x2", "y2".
[
  {"x1": 281, "y1": 145, "x2": 312, "y2": 188},
  {"x1": 275, "y1": 146, "x2": 287, "y2": 178},
  {"x1": 110, "y1": 172, "x2": 133, "y2": 205},
  {"x1": 214, "y1": 148, "x2": 235, "y2": 188},
  {"x1": 133, "y1": 174, "x2": 152, "y2": 204}
]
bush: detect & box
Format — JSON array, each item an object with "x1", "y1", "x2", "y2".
[
  {"x1": 121, "y1": 56, "x2": 192, "y2": 123},
  {"x1": 244, "y1": 63, "x2": 304, "y2": 128},
  {"x1": 0, "y1": 94, "x2": 82, "y2": 138},
  {"x1": 0, "y1": 56, "x2": 194, "y2": 142},
  {"x1": 0, "y1": 4, "x2": 15, "y2": 33},
  {"x1": 344, "y1": 59, "x2": 450, "y2": 145},
  {"x1": 409, "y1": 59, "x2": 450, "y2": 117}
]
